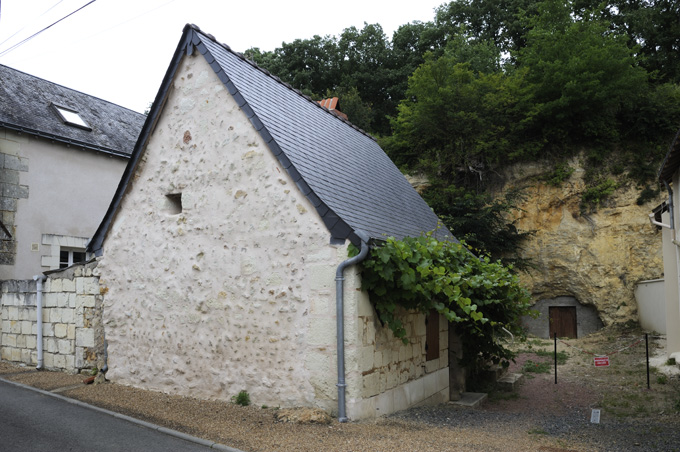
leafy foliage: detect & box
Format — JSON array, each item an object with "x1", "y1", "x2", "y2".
[
  {"x1": 232, "y1": 390, "x2": 251, "y2": 406},
  {"x1": 351, "y1": 235, "x2": 533, "y2": 369},
  {"x1": 421, "y1": 185, "x2": 533, "y2": 269},
  {"x1": 543, "y1": 162, "x2": 575, "y2": 187}
]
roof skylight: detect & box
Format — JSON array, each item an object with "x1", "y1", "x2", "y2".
[{"x1": 51, "y1": 103, "x2": 91, "y2": 131}]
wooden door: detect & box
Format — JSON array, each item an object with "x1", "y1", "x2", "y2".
[{"x1": 549, "y1": 306, "x2": 577, "y2": 339}]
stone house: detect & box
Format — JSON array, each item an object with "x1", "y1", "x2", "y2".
[
  {"x1": 0, "y1": 65, "x2": 144, "y2": 371},
  {"x1": 87, "y1": 24, "x2": 452, "y2": 420},
  {"x1": 652, "y1": 128, "x2": 680, "y2": 358},
  {"x1": 0, "y1": 64, "x2": 145, "y2": 279}
]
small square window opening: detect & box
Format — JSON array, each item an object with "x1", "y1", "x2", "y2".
[{"x1": 164, "y1": 193, "x2": 183, "y2": 215}]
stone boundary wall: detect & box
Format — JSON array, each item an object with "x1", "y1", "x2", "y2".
[{"x1": 0, "y1": 261, "x2": 103, "y2": 371}]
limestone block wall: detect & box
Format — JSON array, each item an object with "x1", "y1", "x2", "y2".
[
  {"x1": 0, "y1": 261, "x2": 103, "y2": 371},
  {"x1": 343, "y1": 271, "x2": 450, "y2": 419}
]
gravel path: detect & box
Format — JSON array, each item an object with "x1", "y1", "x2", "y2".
[{"x1": 2, "y1": 327, "x2": 679, "y2": 452}]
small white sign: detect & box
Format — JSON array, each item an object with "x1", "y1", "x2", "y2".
[{"x1": 591, "y1": 409, "x2": 601, "y2": 424}]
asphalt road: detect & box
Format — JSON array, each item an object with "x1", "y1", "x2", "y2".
[{"x1": 0, "y1": 379, "x2": 228, "y2": 452}]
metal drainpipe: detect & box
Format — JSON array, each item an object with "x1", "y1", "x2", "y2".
[
  {"x1": 33, "y1": 274, "x2": 47, "y2": 370},
  {"x1": 335, "y1": 230, "x2": 370, "y2": 423}
]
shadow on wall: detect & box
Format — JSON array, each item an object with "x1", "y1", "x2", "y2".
[{"x1": 522, "y1": 296, "x2": 604, "y2": 339}]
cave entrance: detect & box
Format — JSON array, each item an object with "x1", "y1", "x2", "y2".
[
  {"x1": 522, "y1": 295, "x2": 603, "y2": 339},
  {"x1": 549, "y1": 306, "x2": 577, "y2": 339}
]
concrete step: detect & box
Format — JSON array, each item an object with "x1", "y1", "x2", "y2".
[
  {"x1": 450, "y1": 392, "x2": 487, "y2": 408},
  {"x1": 497, "y1": 372, "x2": 524, "y2": 392}
]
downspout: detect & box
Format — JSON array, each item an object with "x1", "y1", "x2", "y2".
[
  {"x1": 33, "y1": 274, "x2": 47, "y2": 370},
  {"x1": 335, "y1": 230, "x2": 370, "y2": 423}
]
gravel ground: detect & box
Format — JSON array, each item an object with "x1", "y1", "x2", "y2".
[{"x1": 2, "y1": 326, "x2": 679, "y2": 452}]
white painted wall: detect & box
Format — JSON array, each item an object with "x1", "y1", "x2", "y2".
[
  {"x1": 0, "y1": 127, "x2": 127, "y2": 279},
  {"x1": 97, "y1": 52, "x2": 448, "y2": 418},
  {"x1": 635, "y1": 279, "x2": 666, "y2": 334},
  {"x1": 661, "y1": 192, "x2": 680, "y2": 355}
]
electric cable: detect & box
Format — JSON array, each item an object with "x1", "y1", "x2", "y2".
[
  {"x1": 1, "y1": 0, "x2": 178, "y2": 63},
  {"x1": 0, "y1": 0, "x2": 97, "y2": 58},
  {"x1": 0, "y1": 0, "x2": 66, "y2": 49}
]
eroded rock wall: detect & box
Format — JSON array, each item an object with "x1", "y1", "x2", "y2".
[{"x1": 499, "y1": 157, "x2": 664, "y2": 325}]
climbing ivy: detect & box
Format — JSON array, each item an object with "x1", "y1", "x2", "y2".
[{"x1": 350, "y1": 235, "x2": 534, "y2": 369}]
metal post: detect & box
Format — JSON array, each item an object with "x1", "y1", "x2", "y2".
[
  {"x1": 646, "y1": 333, "x2": 650, "y2": 390},
  {"x1": 554, "y1": 333, "x2": 557, "y2": 384}
]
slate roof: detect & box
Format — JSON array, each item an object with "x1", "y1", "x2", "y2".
[
  {"x1": 0, "y1": 64, "x2": 145, "y2": 158},
  {"x1": 88, "y1": 24, "x2": 452, "y2": 254},
  {"x1": 659, "y1": 127, "x2": 680, "y2": 184}
]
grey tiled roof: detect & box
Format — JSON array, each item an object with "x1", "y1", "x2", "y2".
[
  {"x1": 0, "y1": 64, "x2": 145, "y2": 157},
  {"x1": 89, "y1": 24, "x2": 452, "y2": 253}
]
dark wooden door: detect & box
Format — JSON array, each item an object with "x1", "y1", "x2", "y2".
[{"x1": 549, "y1": 306, "x2": 577, "y2": 339}]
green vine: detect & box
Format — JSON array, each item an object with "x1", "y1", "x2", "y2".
[{"x1": 350, "y1": 234, "x2": 534, "y2": 369}]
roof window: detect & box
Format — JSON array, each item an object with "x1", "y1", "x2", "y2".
[{"x1": 51, "y1": 103, "x2": 91, "y2": 131}]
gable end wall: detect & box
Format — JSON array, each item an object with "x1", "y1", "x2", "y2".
[{"x1": 97, "y1": 52, "x2": 448, "y2": 418}]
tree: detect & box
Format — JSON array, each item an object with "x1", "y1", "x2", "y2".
[
  {"x1": 383, "y1": 45, "x2": 533, "y2": 179},
  {"x1": 516, "y1": 1, "x2": 650, "y2": 146},
  {"x1": 432, "y1": 0, "x2": 539, "y2": 57}
]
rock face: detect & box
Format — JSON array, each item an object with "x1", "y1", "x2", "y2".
[{"x1": 497, "y1": 157, "x2": 664, "y2": 326}]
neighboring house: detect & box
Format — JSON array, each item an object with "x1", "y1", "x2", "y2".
[
  {"x1": 87, "y1": 24, "x2": 453, "y2": 420},
  {"x1": 653, "y1": 128, "x2": 680, "y2": 358},
  {"x1": 0, "y1": 64, "x2": 145, "y2": 279}
]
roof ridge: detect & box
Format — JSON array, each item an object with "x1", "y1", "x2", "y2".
[
  {"x1": 185, "y1": 24, "x2": 377, "y2": 142},
  {"x1": 0, "y1": 63, "x2": 146, "y2": 117}
]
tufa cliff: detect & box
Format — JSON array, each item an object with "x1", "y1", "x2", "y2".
[{"x1": 498, "y1": 157, "x2": 664, "y2": 326}]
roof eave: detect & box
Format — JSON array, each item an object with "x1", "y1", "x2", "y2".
[{"x1": 0, "y1": 121, "x2": 130, "y2": 159}]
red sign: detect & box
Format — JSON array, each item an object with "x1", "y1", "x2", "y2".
[{"x1": 594, "y1": 356, "x2": 610, "y2": 367}]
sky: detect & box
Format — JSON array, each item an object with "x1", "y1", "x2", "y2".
[{"x1": 0, "y1": 0, "x2": 446, "y2": 113}]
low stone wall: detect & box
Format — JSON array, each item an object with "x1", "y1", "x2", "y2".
[{"x1": 0, "y1": 261, "x2": 103, "y2": 372}]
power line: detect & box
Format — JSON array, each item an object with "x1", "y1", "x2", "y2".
[
  {"x1": 0, "y1": 0, "x2": 66, "y2": 49},
  {"x1": 0, "y1": 0, "x2": 97, "y2": 58}
]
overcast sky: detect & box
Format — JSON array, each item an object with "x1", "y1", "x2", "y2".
[{"x1": 0, "y1": 0, "x2": 445, "y2": 113}]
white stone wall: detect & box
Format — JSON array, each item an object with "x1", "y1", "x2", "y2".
[
  {"x1": 97, "y1": 52, "x2": 448, "y2": 418},
  {"x1": 0, "y1": 261, "x2": 102, "y2": 371}
]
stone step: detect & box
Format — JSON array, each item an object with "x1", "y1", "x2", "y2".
[
  {"x1": 450, "y1": 392, "x2": 487, "y2": 408},
  {"x1": 497, "y1": 372, "x2": 524, "y2": 392}
]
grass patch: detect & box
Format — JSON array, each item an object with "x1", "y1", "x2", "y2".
[
  {"x1": 534, "y1": 350, "x2": 569, "y2": 365},
  {"x1": 522, "y1": 360, "x2": 551, "y2": 373},
  {"x1": 232, "y1": 390, "x2": 251, "y2": 406},
  {"x1": 528, "y1": 428, "x2": 548, "y2": 435}
]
